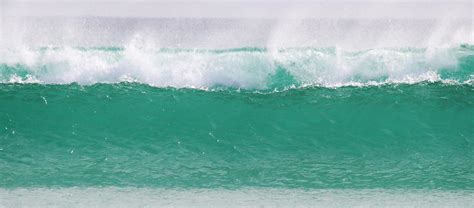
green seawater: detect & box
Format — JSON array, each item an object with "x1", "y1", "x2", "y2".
[{"x1": 1, "y1": 83, "x2": 473, "y2": 189}]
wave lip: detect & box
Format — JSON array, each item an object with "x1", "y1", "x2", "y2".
[{"x1": 0, "y1": 45, "x2": 473, "y2": 89}]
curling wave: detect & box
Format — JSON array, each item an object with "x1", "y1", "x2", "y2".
[{"x1": 1, "y1": 44, "x2": 473, "y2": 89}]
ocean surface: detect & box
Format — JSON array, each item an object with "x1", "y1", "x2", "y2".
[{"x1": 0, "y1": 12, "x2": 473, "y2": 207}]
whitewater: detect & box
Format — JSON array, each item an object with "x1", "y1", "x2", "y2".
[{"x1": 1, "y1": 44, "x2": 473, "y2": 89}]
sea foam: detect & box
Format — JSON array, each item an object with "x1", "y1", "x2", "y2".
[
  {"x1": 1, "y1": 188, "x2": 472, "y2": 208},
  {"x1": 0, "y1": 43, "x2": 472, "y2": 89}
]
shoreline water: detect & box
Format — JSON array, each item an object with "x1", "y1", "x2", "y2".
[{"x1": 1, "y1": 188, "x2": 473, "y2": 207}]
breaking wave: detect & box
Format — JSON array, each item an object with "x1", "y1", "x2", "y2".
[{"x1": 1, "y1": 43, "x2": 472, "y2": 89}]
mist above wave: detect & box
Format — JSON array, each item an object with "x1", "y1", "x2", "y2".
[{"x1": 1, "y1": 18, "x2": 471, "y2": 49}]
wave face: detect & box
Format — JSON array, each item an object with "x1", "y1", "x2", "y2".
[
  {"x1": 1, "y1": 45, "x2": 473, "y2": 89},
  {"x1": 1, "y1": 83, "x2": 473, "y2": 189}
]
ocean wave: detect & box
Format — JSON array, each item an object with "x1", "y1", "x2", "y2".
[{"x1": 1, "y1": 44, "x2": 472, "y2": 89}]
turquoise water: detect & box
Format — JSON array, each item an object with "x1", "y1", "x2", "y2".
[
  {"x1": 1, "y1": 81, "x2": 473, "y2": 189},
  {"x1": 0, "y1": 45, "x2": 473, "y2": 207}
]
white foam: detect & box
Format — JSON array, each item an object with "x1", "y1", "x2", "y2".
[
  {"x1": 0, "y1": 188, "x2": 472, "y2": 208},
  {"x1": 0, "y1": 42, "x2": 469, "y2": 89}
]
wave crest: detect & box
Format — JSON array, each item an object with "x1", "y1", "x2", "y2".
[{"x1": 0, "y1": 44, "x2": 472, "y2": 89}]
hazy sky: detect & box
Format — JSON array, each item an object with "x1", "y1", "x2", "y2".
[
  {"x1": 2, "y1": 0, "x2": 472, "y2": 18},
  {"x1": 4, "y1": 0, "x2": 472, "y2": 2}
]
